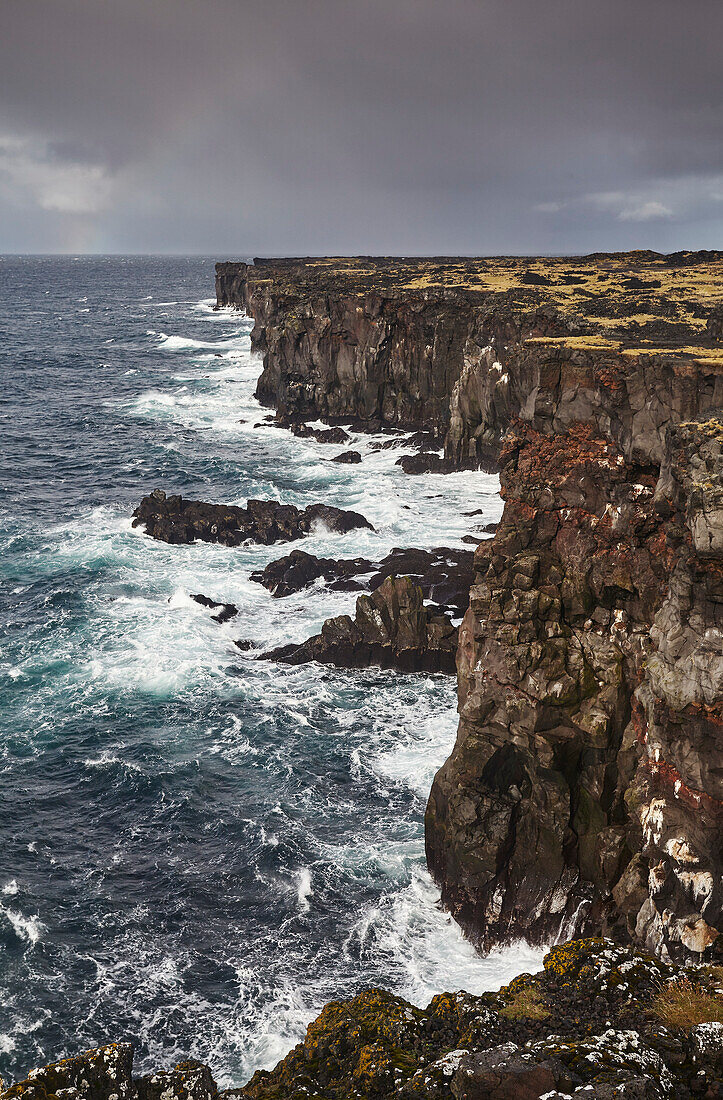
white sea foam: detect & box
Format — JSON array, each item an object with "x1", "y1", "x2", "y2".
[
  {"x1": 0, "y1": 905, "x2": 44, "y2": 945},
  {"x1": 2, "y1": 880, "x2": 19, "y2": 896},
  {"x1": 296, "y1": 868, "x2": 313, "y2": 914},
  {"x1": 344, "y1": 862, "x2": 546, "y2": 1005},
  {"x1": 155, "y1": 331, "x2": 246, "y2": 352}
]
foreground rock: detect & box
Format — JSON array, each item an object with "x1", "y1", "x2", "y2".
[
  {"x1": 263, "y1": 576, "x2": 458, "y2": 673},
  {"x1": 251, "y1": 546, "x2": 474, "y2": 615},
  {"x1": 132, "y1": 489, "x2": 372, "y2": 546},
  {"x1": 0, "y1": 1044, "x2": 218, "y2": 1100},
  {"x1": 240, "y1": 941, "x2": 723, "y2": 1098},
  {"x1": 7, "y1": 940, "x2": 720, "y2": 1099}
]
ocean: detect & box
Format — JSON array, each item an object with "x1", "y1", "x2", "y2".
[{"x1": 0, "y1": 255, "x2": 543, "y2": 1087}]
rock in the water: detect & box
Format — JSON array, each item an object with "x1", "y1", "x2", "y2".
[
  {"x1": 251, "y1": 546, "x2": 474, "y2": 615},
  {"x1": 262, "y1": 575, "x2": 458, "y2": 673},
  {"x1": 276, "y1": 417, "x2": 350, "y2": 444},
  {"x1": 189, "y1": 593, "x2": 238, "y2": 623},
  {"x1": 250, "y1": 549, "x2": 372, "y2": 598},
  {"x1": 331, "y1": 449, "x2": 362, "y2": 463},
  {"x1": 131, "y1": 490, "x2": 372, "y2": 546},
  {"x1": 396, "y1": 452, "x2": 454, "y2": 475},
  {"x1": 368, "y1": 547, "x2": 474, "y2": 617}
]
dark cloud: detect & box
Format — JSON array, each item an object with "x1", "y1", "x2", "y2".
[{"x1": 1, "y1": 0, "x2": 721, "y2": 253}]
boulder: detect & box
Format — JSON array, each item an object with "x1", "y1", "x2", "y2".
[
  {"x1": 331, "y1": 450, "x2": 362, "y2": 463},
  {"x1": 396, "y1": 452, "x2": 455, "y2": 475},
  {"x1": 250, "y1": 549, "x2": 371, "y2": 598}
]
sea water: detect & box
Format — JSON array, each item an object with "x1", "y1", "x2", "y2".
[{"x1": 0, "y1": 256, "x2": 543, "y2": 1086}]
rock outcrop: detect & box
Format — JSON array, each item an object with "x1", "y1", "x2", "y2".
[
  {"x1": 426, "y1": 413, "x2": 723, "y2": 962},
  {"x1": 132, "y1": 489, "x2": 372, "y2": 546},
  {"x1": 189, "y1": 594, "x2": 238, "y2": 623},
  {"x1": 263, "y1": 575, "x2": 458, "y2": 674},
  {"x1": 218, "y1": 253, "x2": 723, "y2": 962},
  {"x1": 0, "y1": 1045, "x2": 218, "y2": 1100},
  {"x1": 251, "y1": 546, "x2": 474, "y2": 615}
]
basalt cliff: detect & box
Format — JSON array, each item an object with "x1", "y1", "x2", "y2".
[{"x1": 217, "y1": 253, "x2": 723, "y2": 965}]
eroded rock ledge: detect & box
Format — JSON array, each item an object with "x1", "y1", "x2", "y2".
[
  {"x1": 217, "y1": 254, "x2": 723, "y2": 963},
  {"x1": 4, "y1": 940, "x2": 722, "y2": 1099}
]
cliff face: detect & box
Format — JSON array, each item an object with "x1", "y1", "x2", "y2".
[{"x1": 217, "y1": 254, "x2": 723, "y2": 962}]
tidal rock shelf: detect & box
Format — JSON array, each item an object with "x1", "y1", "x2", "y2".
[
  {"x1": 217, "y1": 253, "x2": 723, "y2": 964},
  {"x1": 4, "y1": 940, "x2": 722, "y2": 1100}
]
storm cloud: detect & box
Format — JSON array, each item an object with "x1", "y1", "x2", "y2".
[{"x1": 1, "y1": 0, "x2": 722, "y2": 254}]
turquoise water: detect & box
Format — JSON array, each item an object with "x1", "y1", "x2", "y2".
[{"x1": 0, "y1": 255, "x2": 539, "y2": 1086}]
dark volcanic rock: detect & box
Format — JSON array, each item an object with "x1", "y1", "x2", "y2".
[
  {"x1": 1, "y1": 1044, "x2": 135, "y2": 1100},
  {"x1": 521, "y1": 270, "x2": 552, "y2": 285},
  {"x1": 262, "y1": 575, "x2": 458, "y2": 673},
  {"x1": 368, "y1": 547, "x2": 474, "y2": 616},
  {"x1": 135, "y1": 1061, "x2": 217, "y2": 1100},
  {"x1": 131, "y1": 489, "x2": 372, "y2": 546},
  {"x1": 331, "y1": 449, "x2": 362, "y2": 463},
  {"x1": 290, "y1": 423, "x2": 350, "y2": 444},
  {"x1": 1, "y1": 1047, "x2": 218, "y2": 1100},
  {"x1": 427, "y1": 417, "x2": 723, "y2": 959},
  {"x1": 189, "y1": 593, "x2": 238, "y2": 624},
  {"x1": 396, "y1": 452, "x2": 455, "y2": 475},
  {"x1": 708, "y1": 306, "x2": 723, "y2": 342},
  {"x1": 622, "y1": 275, "x2": 662, "y2": 290},
  {"x1": 251, "y1": 545, "x2": 474, "y2": 615},
  {"x1": 250, "y1": 549, "x2": 372, "y2": 598}
]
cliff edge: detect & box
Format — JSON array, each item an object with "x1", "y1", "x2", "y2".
[{"x1": 218, "y1": 252, "x2": 723, "y2": 964}]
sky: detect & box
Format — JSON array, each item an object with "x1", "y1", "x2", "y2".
[{"x1": 1, "y1": 0, "x2": 722, "y2": 255}]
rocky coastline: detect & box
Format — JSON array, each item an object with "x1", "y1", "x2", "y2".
[
  {"x1": 5, "y1": 253, "x2": 722, "y2": 1100},
  {"x1": 4, "y1": 940, "x2": 722, "y2": 1098},
  {"x1": 217, "y1": 252, "x2": 723, "y2": 966}
]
